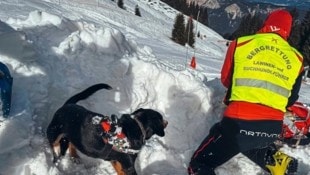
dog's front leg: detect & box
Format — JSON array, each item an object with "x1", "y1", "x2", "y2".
[
  {"x1": 111, "y1": 160, "x2": 126, "y2": 175},
  {"x1": 51, "y1": 133, "x2": 65, "y2": 163},
  {"x1": 111, "y1": 161, "x2": 137, "y2": 175},
  {"x1": 68, "y1": 142, "x2": 81, "y2": 163},
  {"x1": 111, "y1": 155, "x2": 137, "y2": 175}
]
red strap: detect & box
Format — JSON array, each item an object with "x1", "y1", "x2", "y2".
[
  {"x1": 117, "y1": 132, "x2": 126, "y2": 139},
  {"x1": 101, "y1": 121, "x2": 111, "y2": 132}
]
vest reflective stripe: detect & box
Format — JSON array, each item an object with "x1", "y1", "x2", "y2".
[
  {"x1": 230, "y1": 33, "x2": 303, "y2": 112},
  {"x1": 235, "y1": 78, "x2": 290, "y2": 97}
]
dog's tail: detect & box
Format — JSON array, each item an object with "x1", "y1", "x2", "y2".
[{"x1": 64, "y1": 83, "x2": 112, "y2": 105}]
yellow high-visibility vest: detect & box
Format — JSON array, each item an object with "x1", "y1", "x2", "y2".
[{"x1": 230, "y1": 33, "x2": 303, "y2": 112}]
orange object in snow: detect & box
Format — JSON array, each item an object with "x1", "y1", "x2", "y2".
[{"x1": 190, "y1": 56, "x2": 196, "y2": 69}]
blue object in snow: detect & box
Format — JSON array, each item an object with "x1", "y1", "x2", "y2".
[{"x1": 0, "y1": 62, "x2": 13, "y2": 118}]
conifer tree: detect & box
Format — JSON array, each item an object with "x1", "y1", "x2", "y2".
[
  {"x1": 230, "y1": 13, "x2": 263, "y2": 40},
  {"x1": 302, "y1": 39, "x2": 310, "y2": 67},
  {"x1": 117, "y1": 0, "x2": 124, "y2": 9},
  {"x1": 172, "y1": 13, "x2": 186, "y2": 45},
  {"x1": 185, "y1": 16, "x2": 195, "y2": 47},
  {"x1": 199, "y1": 7, "x2": 208, "y2": 26},
  {"x1": 288, "y1": 8, "x2": 301, "y2": 49},
  {"x1": 300, "y1": 10, "x2": 310, "y2": 66},
  {"x1": 135, "y1": 5, "x2": 141, "y2": 17}
]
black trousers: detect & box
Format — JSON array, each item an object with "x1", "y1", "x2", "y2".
[{"x1": 188, "y1": 117, "x2": 282, "y2": 175}]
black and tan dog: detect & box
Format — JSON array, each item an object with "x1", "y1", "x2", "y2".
[{"x1": 46, "y1": 83, "x2": 168, "y2": 175}]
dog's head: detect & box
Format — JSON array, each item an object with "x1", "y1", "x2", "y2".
[{"x1": 132, "y1": 108, "x2": 168, "y2": 140}]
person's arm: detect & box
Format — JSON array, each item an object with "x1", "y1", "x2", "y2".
[
  {"x1": 221, "y1": 40, "x2": 236, "y2": 88},
  {"x1": 221, "y1": 40, "x2": 237, "y2": 105},
  {"x1": 287, "y1": 72, "x2": 303, "y2": 108},
  {"x1": 287, "y1": 50, "x2": 304, "y2": 107}
]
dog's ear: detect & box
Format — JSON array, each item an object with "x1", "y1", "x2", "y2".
[
  {"x1": 151, "y1": 118, "x2": 165, "y2": 137},
  {"x1": 144, "y1": 119, "x2": 165, "y2": 138},
  {"x1": 133, "y1": 108, "x2": 166, "y2": 138},
  {"x1": 145, "y1": 112, "x2": 166, "y2": 138}
]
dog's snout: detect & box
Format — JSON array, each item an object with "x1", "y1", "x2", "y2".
[{"x1": 163, "y1": 120, "x2": 168, "y2": 128}]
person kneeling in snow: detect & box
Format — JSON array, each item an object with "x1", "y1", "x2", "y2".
[{"x1": 188, "y1": 10, "x2": 304, "y2": 175}]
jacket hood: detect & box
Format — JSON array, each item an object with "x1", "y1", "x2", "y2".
[{"x1": 258, "y1": 10, "x2": 292, "y2": 40}]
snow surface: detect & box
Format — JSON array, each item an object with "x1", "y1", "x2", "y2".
[{"x1": 0, "y1": 0, "x2": 309, "y2": 175}]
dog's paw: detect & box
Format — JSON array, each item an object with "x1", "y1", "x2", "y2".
[{"x1": 53, "y1": 158, "x2": 61, "y2": 166}]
